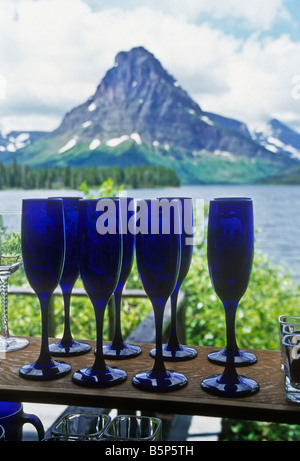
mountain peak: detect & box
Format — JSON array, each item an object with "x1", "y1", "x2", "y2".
[
  {"x1": 114, "y1": 46, "x2": 170, "y2": 77},
  {"x1": 94, "y1": 46, "x2": 192, "y2": 105},
  {"x1": 56, "y1": 46, "x2": 202, "y2": 143},
  {"x1": 94, "y1": 45, "x2": 176, "y2": 101},
  {"x1": 115, "y1": 46, "x2": 156, "y2": 65}
]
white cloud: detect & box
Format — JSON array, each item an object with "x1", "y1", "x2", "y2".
[
  {"x1": 200, "y1": 33, "x2": 300, "y2": 130},
  {"x1": 165, "y1": 0, "x2": 290, "y2": 30},
  {"x1": 85, "y1": 0, "x2": 291, "y2": 30},
  {"x1": 0, "y1": 0, "x2": 299, "y2": 133}
]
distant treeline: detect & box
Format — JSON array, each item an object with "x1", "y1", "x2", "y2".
[
  {"x1": 0, "y1": 160, "x2": 180, "y2": 189},
  {"x1": 259, "y1": 165, "x2": 300, "y2": 185}
]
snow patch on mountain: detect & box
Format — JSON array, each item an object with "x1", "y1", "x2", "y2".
[
  {"x1": 106, "y1": 133, "x2": 142, "y2": 147},
  {"x1": 89, "y1": 139, "x2": 101, "y2": 150},
  {"x1": 82, "y1": 120, "x2": 92, "y2": 128},
  {"x1": 57, "y1": 136, "x2": 78, "y2": 154},
  {"x1": 88, "y1": 102, "x2": 97, "y2": 112}
]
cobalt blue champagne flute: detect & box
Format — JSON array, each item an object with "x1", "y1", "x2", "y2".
[
  {"x1": 49, "y1": 197, "x2": 91, "y2": 357},
  {"x1": 103, "y1": 197, "x2": 141, "y2": 359},
  {"x1": 19, "y1": 199, "x2": 71, "y2": 380},
  {"x1": 150, "y1": 197, "x2": 197, "y2": 361},
  {"x1": 206, "y1": 197, "x2": 258, "y2": 367},
  {"x1": 201, "y1": 197, "x2": 259, "y2": 397},
  {"x1": 72, "y1": 198, "x2": 127, "y2": 387},
  {"x1": 132, "y1": 199, "x2": 188, "y2": 392}
]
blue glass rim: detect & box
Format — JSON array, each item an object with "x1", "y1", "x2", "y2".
[
  {"x1": 135, "y1": 198, "x2": 156, "y2": 204},
  {"x1": 47, "y1": 196, "x2": 83, "y2": 200},
  {"x1": 157, "y1": 197, "x2": 193, "y2": 200},
  {"x1": 79, "y1": 197, "x2": 133, "y2": 202},
  {"x1": 136, "y1": 198, "x2": 183, "y2": 205},
  {"x1": 22, "y1": 198, "x2": 63, "y2": 202},
  {"x1": 78, "y1": 198, "x2": 122, "y2": 208},
  {"x1": 212, "y1": 197, "x2": 252, "y2": 202}
]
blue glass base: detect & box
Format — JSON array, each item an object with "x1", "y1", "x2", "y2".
[
  {"x1": 49, "y1": 340, "x2": 91, "y2": 357},
  {"x1": 201, "y1": 373, "x2": 260, "y2": 398},
  {"x1": 150, "y1": 344, "x2": 197, "y2": 362},
  {"x1": 207, "y1": 348, "x2": 258, "y2": 367},
  {"x1": 72, "y1": 365, "x2": 127, "y2": 388},
  {"x1": 132, "y1": 369, "x2": 188, "y2": 392},
  {"x1": 19, "y1": 359, "x2": 71, "y2": 381},
  {"x1": 102, "y1": 343, "x2": 142, "y2": 360}
]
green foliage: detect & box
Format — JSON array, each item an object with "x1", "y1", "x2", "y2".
[
  {"x1": 78, "y1": 177, "x2": 122, "y2": 199},
  {"x1": 219, "y1": 419, "x2": 300, "y2": 441},
  {"x1": 0, "y1": 231, "x2": 21, "y2": 257},
  {"x1": 0, "y1": 219, "x2": 21, "y2": 264},
  {"x1": 77, "y1": 180, "x2": 90, "y2": 197}
]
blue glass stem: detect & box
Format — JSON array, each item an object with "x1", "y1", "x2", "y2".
[
  {"x1": 111, "y1": 292, "x2": 124, "y2": 348},
  {"x1": 222, "y1": 301, "x2": 240, "y2": 381},
  {"x1": 35, "y1": 293, "x2": 53, "y2": 366},
  {"x1": 60, "y1": 290, "x2": 73, "y2": 345},
  {"x1": 92, "y1": 300, "x2": 108, "y2": 372},
  {"x1": 167, "y1": 288, "x2": 181, "y2": 349},
  {"x1": 152, "y1": 298, "x2": 168, "y2": 377}
]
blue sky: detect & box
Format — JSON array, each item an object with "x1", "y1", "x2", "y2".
[
  {"x1": 0, "y1": 0, "x2": 300, "y2": 133},
  {"x1": 85, "y1": 0, "x2": 300, "y2": 38}
]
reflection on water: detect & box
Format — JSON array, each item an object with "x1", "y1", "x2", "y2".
[{"x1": 0, "y1": 185, "x2": 299, "y2": 281}]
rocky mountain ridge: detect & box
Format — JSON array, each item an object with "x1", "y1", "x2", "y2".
[
  {"x1": 1, "y1": 46, "x2": 299, "y2": 184},
  {"x1": 251, "y1": 118, "x2": 300, "y2": 160}
]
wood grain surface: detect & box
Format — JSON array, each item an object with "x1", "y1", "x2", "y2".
[{"x1": 0, "y1": 337, "x2": 298, "y2": 424}]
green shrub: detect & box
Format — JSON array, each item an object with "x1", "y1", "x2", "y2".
[
  {"x1": 219, "y1": 418, "x2": 300, "y2": 441},
  {"x1": 184, "y1": 245, "x2": 300, "y2": 351}
]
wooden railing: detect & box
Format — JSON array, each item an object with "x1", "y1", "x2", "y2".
[{"x1": 8, "y1": 285, "x2": 186, "y2": 344}]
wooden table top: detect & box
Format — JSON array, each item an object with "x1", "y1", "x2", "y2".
[{"x1": 0, "y1": 337, "x2": 298, "y2": 425}]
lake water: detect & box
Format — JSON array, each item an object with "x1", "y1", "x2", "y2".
[{"x1": 1, "y1": 184, "x2": 300, "y2": 281}]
